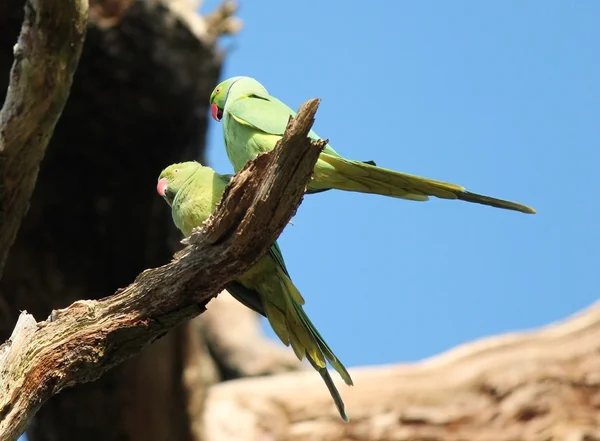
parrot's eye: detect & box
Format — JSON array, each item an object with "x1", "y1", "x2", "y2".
[
  {"x1": 174, "y1": 169, "x2": 179, "y2": 173},
  {"x1": 215, "y1": 87, "x2": 221, "y2": 95}
]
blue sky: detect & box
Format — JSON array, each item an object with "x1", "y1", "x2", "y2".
[{"x1": 202, "y1": 0, "x2": 599, "y2": 368}]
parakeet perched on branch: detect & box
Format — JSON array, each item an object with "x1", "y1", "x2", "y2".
[
  {"x1": 156, "y1": 161, "x2": 353, "y2": 421},
  {"x1": 209, "y1": 76, "x2": 536, "y2": 214}
]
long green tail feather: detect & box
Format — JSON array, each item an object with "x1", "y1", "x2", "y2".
[
  {"x1": 233, "y1": 265, "x2": 353, "y2": 422},
  {"x1": 291, "y1": 300, "x2": 353, "y2": 386},
  {"x1": 315, "y1": 154, "x2": 536, "y2": 214},
  {"x1": 306, "y1": 159, "x2": 377, "y2": 195},
  {"x1": 262, "y1": 291, "x2": 352, "y2": 421},
  {"x1": 455, "y1": 190, "x2": 537, "y2": 213},
  {"x1": 307, "y1": 357, "x2": 349, "y2": 422},
  {"x1": 280, "y1": 270, "x2": 353, "y2": 386}
]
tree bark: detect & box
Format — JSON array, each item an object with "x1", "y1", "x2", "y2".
[
  {"x1": 203, "y1": 302, "x2": 600, "y2": 441},
  {"x1": 0, "y1": 0, "x2": 242, "y2": 440},
  {"x1": 0, "y1": 0, "x2": 88, "y2": 280},
  {"x1": 0, "y1": 98, "x2": 327, "y2": 441}
]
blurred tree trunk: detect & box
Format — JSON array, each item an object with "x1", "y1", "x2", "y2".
[
  {"x1": 0, "y1": 0, "x2": 237, "y2": 439},
  {"x1": 202, "y1": 303, "x2": 600, "y2": 441}
]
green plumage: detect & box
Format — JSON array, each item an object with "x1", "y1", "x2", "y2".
[
  {"x1": 209, "y1": 76, "x2": 536, "y2": 214},
  {"x1": 157, "y1": 161, "x2": 353, "y2": 421}
]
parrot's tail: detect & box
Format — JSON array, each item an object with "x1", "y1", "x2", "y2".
[
  {"x1": 262, "y1": 270, "x2": 353, "y2": 422},
  {"x1": 289, "y1": 297, "x2": 353, "y2": 422},
  {"x1": 312, "y1": 154, "x2": 536, "y2": 214},
  {"x1": 307, "y1": 357, "x2": 350, "y2": 423}
]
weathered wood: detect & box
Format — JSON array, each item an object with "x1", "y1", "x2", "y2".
[
  {"x1": 203, "y1": 302, "x2": 600, "y2": 441},
  {"x1": 0, "y1": 0, "x2": 88, "y2": 278},
  {"x1": 0, "y1": 99, "x2": 326, "y2": 441},
  {"x1": 0, "y1": 1, "x2": 237, "y2": 439}
]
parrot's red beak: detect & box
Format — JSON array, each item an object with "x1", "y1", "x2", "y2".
[
  {"x1": 211, "y1": 103, "x2": 223, "y2": 122},
  {"x1": 157, "y1": 178, "x2": 168, "y2": 197}
]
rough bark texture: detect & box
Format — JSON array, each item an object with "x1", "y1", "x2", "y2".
[
  {"x1": 0, "y1": 99, "x2": 327, "y2": 441},
  {"x1": 0, "y1": 0, "x2": 225, "y2": 336},
  {"x1": 203, "y1": 302, "x2": 600, "y2": 441},
  {"x1": 0, "y1": 0, "x2": 244, "y2": 439},
  {"x1": 0, "y1": 0, "x2": 88, "y2": 278}
]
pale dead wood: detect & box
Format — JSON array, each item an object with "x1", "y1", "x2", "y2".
[
  {"x1": 0, "y1": 0, "x2": 88, "y2": 279},
  {"x1": 203, "y1": 302, "x2": 600, "y2": 441},
  {"x1": 0, "y1": 99, "x2": 327, "y2": 441},
  {"x1": 204, "y1": 0, "x2": 243, "y2": 40}
]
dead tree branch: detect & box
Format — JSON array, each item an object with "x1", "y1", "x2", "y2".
[
  {"x1": 203, "y1": 301, "x2": 600, "y2": 441},
  {"x1": 0, "y1": 99, "x2": 327, "y2": 441},
  {"x1": 0, "y1": 0, "x2": 88, "y2": 278}
]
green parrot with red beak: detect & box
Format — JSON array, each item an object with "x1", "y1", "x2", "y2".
[
  {"x1": 157, "y1": 161, "x2": 353, "y2": 422},
  {"x1": 209, "y1": 76, "x2": 536, "y2": 214}
]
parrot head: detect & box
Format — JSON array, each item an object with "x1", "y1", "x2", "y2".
[
  {"x1": 209, "y1": 76, "x2": 269, "y2": 122},
  {"x1": 157, "y1": 161, "x2": 201, "y2": 205}
]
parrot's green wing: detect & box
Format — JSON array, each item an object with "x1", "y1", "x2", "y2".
[
  {"x1": 238, "y1": 241, "x2": 353, "y2": 383},
  {"x1": 268, "y1": 241, "x2": 292, "y2": 279},
  {"x1": 227, "y1": 94, "x2": 292, "y2": 135},
  {"x1": 266, "y1": 249, "x2": 352, "y2": 388},
  {"x1": 226, "y1": 242, "x2": 296, "y2": 315},
  {"x1": 227, "y1": 95, "x2": 377, "y2": 185},
  {"x1": 226, "y1": 241, "x2": 352, "y2": 421},
  {"x1": 228, "y1": 94, "x2": 343, "y2": 158}
]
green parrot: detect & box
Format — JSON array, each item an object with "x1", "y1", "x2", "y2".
[
  {"x1": 209, "y1": 76, "x2": 536, "y2": 214},
  {"x1": 156, "y1": 161, "x2": 353, "y2": 421}
]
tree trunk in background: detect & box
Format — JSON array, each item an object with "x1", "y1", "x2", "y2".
[
  {"x1": 203, "y1": 303, "x2": 600, "y2": 441},
  {"x1": 0, "y1": 0, "x2": 231, "y2": 439}
]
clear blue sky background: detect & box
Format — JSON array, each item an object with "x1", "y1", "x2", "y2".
[{"x1": 202, "y1": 0, "x2": 599, "y2": 367}]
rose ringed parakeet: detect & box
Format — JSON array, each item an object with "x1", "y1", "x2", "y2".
[
  {"x1": 209, "y1": 76, "x2": 536, "y2": 214},
  {"x1": 156, "y1": 161, "x2": 353, "y2": 421}
]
